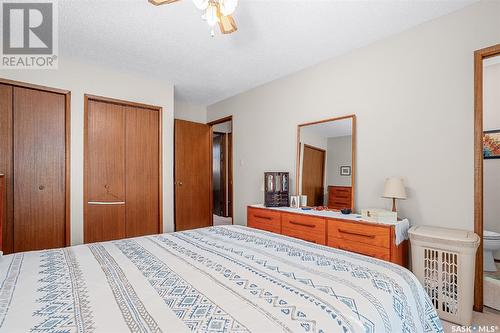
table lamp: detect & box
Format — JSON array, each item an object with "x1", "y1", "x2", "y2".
[{"x1": 383, "y1": 177, "x2": 407, "y2": 212}]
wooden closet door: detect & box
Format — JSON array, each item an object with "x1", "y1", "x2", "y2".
[
  {"x1": 125, "y1": 106, "x2": 160, "y2": 237},
  {"x1": 0, "y1": 84, "x2": 13, "y2": 253},
  {"x1": 85, "y1": 100, "x2": 126, "y2": 243},
  {"x1": 13, "y1": 87, "x2": 66, "y2": 252}
]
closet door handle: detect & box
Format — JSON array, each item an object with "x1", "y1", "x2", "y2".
[
  {"x1": 38, "y1": 185, "x2": 45, "y2": 190},
  {"x1": 88, "y1": 201, "x2": 125, "y2": 205}
]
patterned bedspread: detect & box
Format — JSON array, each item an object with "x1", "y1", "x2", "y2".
[{"x1": 0, "y1": 225, "x2": 443, "y2": 333}]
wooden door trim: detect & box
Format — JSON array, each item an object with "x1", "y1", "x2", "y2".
[
  {"x1": 207, "y1": 115, "x2": 232, "y2": 126},
  {"x1": 0, "y1": 79, "x2": 71, "y2": 249},
  {"x1": 303, "y1": 144, "x2": 326, "y2": 154},
  {"x1": 208, "y1": 116, "x2": 233, "y2": 222},
  {"x1": 0, "y1": 78, "x2": 70, "y2": 95},
  {"x1": 296, "y1": 114, "x2": 356, "y2": 211},
  {"x1": 474, "y1": 43, "x2": 500, "y2": 312},
  {"x1": 85, "y1": 94, "x2": 162, "y2": 111},
  {"x1": 84, "y1": 94, "x2": 163, "y2": 242}
]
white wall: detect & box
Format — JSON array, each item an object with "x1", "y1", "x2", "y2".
[
  {"x1": 174, "y1": 99, "x2": 207, "y2": 123},
  {"x1": 326, "y1": 135, "x2": 352, "y2": 188},
  {"x1": 207, "y1": 1, "x2": 500, "y2": 229},
  {"x1": 483, "y1": 61, "x2": 500, "y2": 259},
  {"x1": 0, "y1": 57, "x2": 175, "y2": 245}
]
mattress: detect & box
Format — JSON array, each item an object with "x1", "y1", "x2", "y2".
[{"x1": 0, "y1": 225, "x2": 443, "y2": 333}]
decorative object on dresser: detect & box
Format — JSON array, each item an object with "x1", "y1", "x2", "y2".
[
  {"x1": 289, "y1": 195, "x2": 299, "y2": 208},
  {"x1": 361, "y1": 208, "x2": 397, "y2": 223},
  {"x1": 247, "y1": 205, "x2": 409, "y2": 267},
  {"x1": 382, "y1": 177, "x2": 407, "y2": 212},
  {"x1": 264, "y1": 172, "x2": 289, "y2": 207},
  {"x1": 328, "y1": 185, "x2": 352, "y2": 210},
  {"x1": 483, "y1": 130, "x2": 500, "y2": 159}
]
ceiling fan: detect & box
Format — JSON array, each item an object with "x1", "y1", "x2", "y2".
[{"x1": 149, "y1": 0, "x2": 238, "y2": 36}]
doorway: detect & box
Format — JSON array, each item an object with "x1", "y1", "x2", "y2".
[
  {"x1": 209, "y1": 116, "x2": 233, "y2": 226},
  {"x1": 474, "y1": 44, "x2": 500, "y2": 312}
]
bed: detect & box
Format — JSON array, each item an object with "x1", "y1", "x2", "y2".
[{"x1": 0, "y1": 225, "x2": 443, "y2": 333}]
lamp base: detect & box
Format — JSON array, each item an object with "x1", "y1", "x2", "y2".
[{"x1": 392, "y1": 198, "x2": 397, "y2": 212}]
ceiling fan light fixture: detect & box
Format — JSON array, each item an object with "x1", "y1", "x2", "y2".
[
  {"x1": 205, "y1": 3, "x2": 219, "y2": 27},
  {"x1": 192, "y1": 0, "x2": 209, "y2": 10},
  {"x1": 218, "y1": 13, "x2": 237, "y2": 34},
  {"x1": 219, "y1": 0, "x2": 237, "y2": 16},
  {"x1": 148, "y1": 0, "x2": 181, "y2": 6}
]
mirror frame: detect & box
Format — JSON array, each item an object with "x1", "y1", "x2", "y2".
[{"x1": 295, "y1": 114, "x2": 356, "y2": 209}]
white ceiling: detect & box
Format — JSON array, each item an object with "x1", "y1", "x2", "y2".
[
  {"x1": 59, "y1": 0, "x2": 476, "y2": 105},
  {"x1": 301, "y1": 118, "x2": 352, "y2": 139}
]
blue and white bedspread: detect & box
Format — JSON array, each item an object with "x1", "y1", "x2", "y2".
[{"x1": 0, "y1": 225, "x2": 443, "y2": 333}]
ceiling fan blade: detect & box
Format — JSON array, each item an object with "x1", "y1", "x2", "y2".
[
  {"x1": 148, "y1": 0, "x2": 181, "y2": 6},
  {"x1": 218, "y1": 14, "x2": 237, "y2": 34}
]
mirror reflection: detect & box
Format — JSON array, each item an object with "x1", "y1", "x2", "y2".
[{"x1": 297, "y1": 116, "x2": 355, "y2": 210}]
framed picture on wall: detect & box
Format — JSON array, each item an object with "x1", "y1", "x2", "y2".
[
  {"x1": 340, "y1": 166, "x2": 351, "y2": 176},
  {"x1": 484, "y1": 130, "x2": 500, "y2": 159}
]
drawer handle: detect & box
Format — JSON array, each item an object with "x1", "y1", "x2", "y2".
[
  {"x1": 289, "y1": 221, "x2": 316, "y2": 228},
  {"x1": 338, "y1": 229, "x2": 375, "y2": 238},
  {"x1": 254, "y1": 215, "x2": 272, "y2": 220}
]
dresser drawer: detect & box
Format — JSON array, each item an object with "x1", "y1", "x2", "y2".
[
  {"x1": 328, "y1": 186, "x2": 352, "y2": 210},
  {"x1": 328, "y1": 238, "x2": 390, "y2": 261},
  {"x1": 247, "y1": 207, "x2": 281, "y2": 233},
  {"x1": 281, "y1": 213, "x2": 326, "y2": 245},
  {"x1": 328, "y1": 219, "x2": 390, "y2": 248}
]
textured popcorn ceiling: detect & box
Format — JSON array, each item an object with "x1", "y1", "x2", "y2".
[{"x1": 59, "y1": 0, "x2": 475, "y2": 105}]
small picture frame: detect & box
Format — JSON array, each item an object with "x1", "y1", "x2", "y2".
[
  {"x1": 290, "y1": 195, "x2": 299, "y2": 208},
  {"x1": 340, "y1": 166, "x2": 351, "y2": 176},
  {"x1": 484, "y1": 130, "x2": 500, "y2": 159}
]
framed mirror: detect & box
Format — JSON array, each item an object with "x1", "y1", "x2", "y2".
[{"x1": 296, "y1": 115, "x2": 356, "y2": 210}]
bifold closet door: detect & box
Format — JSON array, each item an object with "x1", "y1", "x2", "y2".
[
  {"x1": 0, "y1": 84, "x2": 13, "y2": 253},
  {"x1": 125, "y1": 106, "x2": 160, "y2": 237},
  {"x1": 13, "y1": 87, "x2": 66, "y2": 252},
  {"x1": 85, "y1": 100, "x2": 126, "y2": 243},
  {"x1": 85, "y1": 97, "x2": 160, "y2": 243}
]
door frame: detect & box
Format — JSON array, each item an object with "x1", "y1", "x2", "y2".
[
  {"x1": 473, "y1": 44, "x2": 500, "y2": 312},
  {"x1": 0, "y1": 78, "x2": 71, "y2": 250},
  {"x1": 300, "y1": 144, "x2": 326, "y2": 206},
  {"x1": 208, "y1": 116, "x2": 234, "y2": 222},
  {"x1": 83, "y1": 94, "x2": 163, "y2": 242}
]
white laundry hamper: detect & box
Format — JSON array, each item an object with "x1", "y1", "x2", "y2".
[{"x1": 409, "y1": 226, "x2": 480, "y2": 326}]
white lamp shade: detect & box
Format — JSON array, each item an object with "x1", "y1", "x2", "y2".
[{"x1": 383, "y1": 177, "x2": 407, "y2": 199}]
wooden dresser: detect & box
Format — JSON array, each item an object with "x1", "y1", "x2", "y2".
[
  {"x1": 247, "y1": 205, "x2": 408, "y2": 267},
  {"x1": 327, "y1": 186, "x2": 352, "y2": 210}
]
